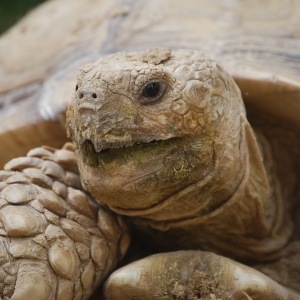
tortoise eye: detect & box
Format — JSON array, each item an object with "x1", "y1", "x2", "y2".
[
  {"x1": 75, "y1": 84, "x2": 78, "y2": 91},
  {"x1": 143, "y1": 82, "x2": 160, "y2": 98},
  {"x1": 140, "y1": 81, "x2": 166, "y2": 104}
]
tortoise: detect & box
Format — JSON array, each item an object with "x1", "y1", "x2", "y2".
[{"x1": 0, "y1": 0, "x2": 300, "y2": 299}]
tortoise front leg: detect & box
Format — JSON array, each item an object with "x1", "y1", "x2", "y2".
[
  {"x1": 0, "y1": 145, "x2": 130, "y2": 300},
  {"x1": 103, "y1": 251, "x2": 300, "y2": 300}
]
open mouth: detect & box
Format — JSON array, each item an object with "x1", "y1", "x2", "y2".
[{"x1": 79, "y1": 137, "x2": 178, "y2": 167}]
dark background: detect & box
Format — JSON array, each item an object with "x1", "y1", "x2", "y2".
[{"x1": 0, "y1": 0, "x2": 47, "y2": 35}]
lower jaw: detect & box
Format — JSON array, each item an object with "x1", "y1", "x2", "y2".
[{"x1": 75, "y1": 137, "x2": 198, "y2": 210}]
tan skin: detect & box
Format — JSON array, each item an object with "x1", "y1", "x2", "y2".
[{"x1": 67, "y1": 48, "x2": 300, "y2": 299}]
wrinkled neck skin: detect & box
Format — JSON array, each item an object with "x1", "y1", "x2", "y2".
[
  {"x1": 67, "y1": 49, "x2": 295, "y2": 263},
  {"x1": 131, "y1": 121, "x2": 296, "y2": 262}
]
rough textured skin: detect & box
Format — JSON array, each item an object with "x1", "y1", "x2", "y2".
[
  {"x1": 0, "y1": 144, "x2": 130, "y2": 300},
  {"x1": 66, "y1": 48, "x2": 300, "y2": 298},
  {"x1": 67, "y1": 48, "x2": 246, "y2": 213}
]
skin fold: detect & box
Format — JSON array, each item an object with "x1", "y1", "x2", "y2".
[{"x1": 66, "y1": 47, "x2": 300, "y2": 299}]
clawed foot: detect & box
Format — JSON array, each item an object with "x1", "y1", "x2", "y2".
[{"x1": 103, "y1": 251, "x2": 300, "y2": 300}]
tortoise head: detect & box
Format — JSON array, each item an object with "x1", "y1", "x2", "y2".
[{"x1": 66, "y1": 47, "x2": 247, "y2": 221}]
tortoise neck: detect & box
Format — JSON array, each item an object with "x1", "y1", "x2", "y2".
[{"x1": 131, "y1": 119, "x2": 294, "y2": 261}]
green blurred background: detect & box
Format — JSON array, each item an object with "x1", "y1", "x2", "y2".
[{"x1": 0, "y1": 0, "x2": 47, "y2": 35}]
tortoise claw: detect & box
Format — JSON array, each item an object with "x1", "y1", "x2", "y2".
[{"x1": 10, "y1": 260, "x2": 56, "y2": 300}]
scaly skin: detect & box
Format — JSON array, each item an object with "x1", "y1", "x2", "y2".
[
  {"x1": 67, "y1": 47, "x2": 300, "y2": 299},
  {"x1": 0, "y1": 144, "x2": 130, "y2": 300}
]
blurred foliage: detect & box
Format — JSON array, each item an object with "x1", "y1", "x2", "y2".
[{"x1": 0, "y1": 0, "x2": 47, "y2": 35}]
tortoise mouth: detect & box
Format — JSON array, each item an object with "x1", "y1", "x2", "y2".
[{"x1": 79, "y1": 137, "x2": 178, "y2": 167}]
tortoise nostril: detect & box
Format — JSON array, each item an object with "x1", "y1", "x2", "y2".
[
  {"x1": 91, "y1": 93, "x2": 97, "y2": 99},
  {"x1": 78, "y1": 92, "x2": 84, "y2": 99}
]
